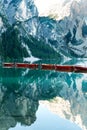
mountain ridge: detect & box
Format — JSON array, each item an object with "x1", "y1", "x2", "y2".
[{"x1": 0, "y1": 0, "x2": 87, "y2": 61}]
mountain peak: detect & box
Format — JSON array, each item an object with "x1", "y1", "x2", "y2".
[{"x1": 0, "y1": 0, "x2": 38, "y2": 24}]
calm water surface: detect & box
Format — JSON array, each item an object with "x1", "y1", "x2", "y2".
[{"x1": 0, "y1": 58, "x2": 87, "y2": 130}]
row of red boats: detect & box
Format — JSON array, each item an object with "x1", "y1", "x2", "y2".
[{"x1": 2, "y1": 62, "x2": 87, "y2": 73}]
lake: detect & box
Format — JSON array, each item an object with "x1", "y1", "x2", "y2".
[{"x1": 0, "y1": 58, "x2": 87, "y2": 130}]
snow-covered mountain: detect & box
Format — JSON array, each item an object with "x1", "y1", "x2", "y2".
[
  {"x1": 1, "y1": 1, "x2": 87, "y2": 130},
  {"x1": 0, "y1": 0, "x2": 87, "y2": 60},
  {"x1": 36, "y1": 0, "x2": 87, "y2": 58},
  {"x1": 0, "y1": 0, "x2": 61, "y2": 61},
  {"x1": 0, "y1": 0, "x2": 38, "y2": 22},
  {"x1": 0, "y1": 0, "x2": 38, "y2": 35}
]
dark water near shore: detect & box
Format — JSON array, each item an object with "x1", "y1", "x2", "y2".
[{"x1": 0, "y1": 58, "x2": 87, "y2": 130}]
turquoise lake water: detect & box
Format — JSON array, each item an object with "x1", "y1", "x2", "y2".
[{"x1": 0, "y1": 58, "x2": 87, "y2": 130}]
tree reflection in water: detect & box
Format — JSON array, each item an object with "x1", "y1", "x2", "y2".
[{"x1": 0, "y1": 59, "x2": 87, "y2": 130}]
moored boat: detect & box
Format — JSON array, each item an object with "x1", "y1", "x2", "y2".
[
  {"x1": 15, "y1": 63, "x2": 39, "y2": 69},
  {"x1": 3, "y1": 63, "x2": 15, "y2": 68},
  {"x1": 2, "y1": 62, "x2": 87, "y2": 73}
]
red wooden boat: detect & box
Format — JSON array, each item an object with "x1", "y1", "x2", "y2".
[
  {"x1": 55, "y1": 65, "x2": 87, "y2": 73},
  {"x1": 2, "y1": 62, "x2": 87, "y2": 73},
  {"x1": 15, "y1": 63, "x2": 39, "y2": 69},
  {"x1": 41, "y1": 64, "x2": 55, "y2": 70},
  {"x1": 55, "y1": 65, "x2": 74, "y2": 72},
  {"x1": 73, "y1": 66, "x2": 87, "y2": 73},
  {"x1": 3, "y1": 63, "x2": 39, "y2": 69},
  {"x1": 3, "y1": 63, "x2": 15, "y2": 68}
]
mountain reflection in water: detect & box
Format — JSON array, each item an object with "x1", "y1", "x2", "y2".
[{"x1": 0, "y1": 59, "x2": 87, "y2": 130}]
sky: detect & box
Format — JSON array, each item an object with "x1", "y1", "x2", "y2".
[
  {"x1": 34, "y1": 0, "x2": 81, "y2": 16},
  {"x1": 9, "y1": 104, "x2": 82, "y2": 130},
  {"x1": 34, "y1": 0, "x2": 65, "y2": 15}
]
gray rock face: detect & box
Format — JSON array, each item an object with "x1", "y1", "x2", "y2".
[
  {"x1": 1, "y1": 0, "x2": 87, "y2": 58},
  {"x1": 0, "y1": 0, "x2": 38, "y2": 36},
  {"x1": 36, "y1": 0, "x2": 87, "y2": 58},
  {"x1": 1, "y1": 0, "x2": 38, "y2": 23}
]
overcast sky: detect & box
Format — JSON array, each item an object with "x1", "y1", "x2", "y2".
[
  {"x1": 34, "y1": 0, "x2": 65, "y2": 15},
  {"x1": 34, "y1": 0, "x2": 81, "y2": 16}
]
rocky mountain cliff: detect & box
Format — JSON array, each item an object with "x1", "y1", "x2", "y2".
[
  {"x1": 36, "y1": 0, "x2": 87, "y2": 58},
  {"x1": 0, "y1": 0, "x2": 60, "y2": 61},
  {"x1": 0, "y1": 0, "x2": 87, "y2": 61}
]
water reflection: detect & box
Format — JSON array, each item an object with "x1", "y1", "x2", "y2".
[{"x1": 0, "y1": 59, "x2": 87, "y2": 130}]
